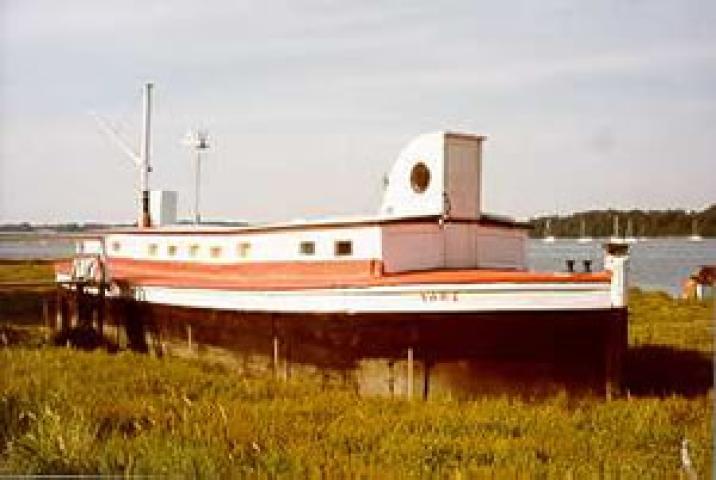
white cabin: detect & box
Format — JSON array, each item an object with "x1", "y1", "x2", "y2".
[{"x1": 79, "y1": 132, "x2": 529, "y2": 273}]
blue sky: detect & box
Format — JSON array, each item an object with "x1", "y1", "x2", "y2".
[{"x1": 1, "y1": 0, "x2": 714, "y2": 223}]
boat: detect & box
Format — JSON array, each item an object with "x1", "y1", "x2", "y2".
[
  {"x1": 576, "y1": 219, "x2": 592, "y2": 243},
  {"x1": 609, "y1": 216, "x2": 621, "y2": 243},
  {"x1": 689, "y1": 218, "x2": 703, "y2": 242},
  {"x1": 53, "y1": 84, "x2": 631, "y2": 397},
  {"x1": 542, "y1": 219, "x2": 556, "y2": 243},
  {"x1": 623, "y1": 218, "x2": 637, "y2": 244}
]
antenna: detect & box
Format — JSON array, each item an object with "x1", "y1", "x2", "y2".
[{"x1": 182, "y1": 129, "x2": 210, "y2": 225}]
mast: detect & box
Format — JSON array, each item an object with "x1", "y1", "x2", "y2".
[
  {"x1": 139, "y1": 83, "x2": 153, "y2": 228},
  {"x1": 613, "y1": 216, "x2": 620, "y2": 238}
]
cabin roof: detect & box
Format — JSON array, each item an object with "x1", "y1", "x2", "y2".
[{"x1": 83, "y1": 213, "x2": 531, "y2": 236}]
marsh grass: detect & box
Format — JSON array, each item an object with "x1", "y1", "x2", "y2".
[
  {"x1": 0, "y1": 348, "x2": 711, "y2": 477},
  {"x1": 0, "y1": 259, "x2": 713, "y2": 477}
]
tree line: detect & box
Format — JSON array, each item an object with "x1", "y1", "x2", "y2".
[{"x1": 529, "y1": 204, "x2": 716, "y2": 238}]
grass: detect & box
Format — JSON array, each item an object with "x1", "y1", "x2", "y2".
[
  {"x1": 0, "y1": 261, "x2": 713, "y2": 477},
  {"x1": 0, "y1": 260, "x2": 55, "y2": 283},
  {"x1": 1, "y1": 349, "x2": 711, "y2": 477}
]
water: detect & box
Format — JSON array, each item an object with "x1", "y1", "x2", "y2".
[
  {"x1": 0, "y1": 238, "x2": 74, "y2": 260},
  {"x1": 528, "y1": 238, "x2": 716, "y2": 296},
  {"x1": 1, "y1": 237, "x2": 714, "y2": 295}
]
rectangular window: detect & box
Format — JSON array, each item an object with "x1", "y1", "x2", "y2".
[
  {"x1": 237, "y1": 242, "x2": 251, "y2": 258},
  {"x1": 167, "y1": 245, "x2": 178, "y2": 257},
  {"x1": 189, "y1": 244, "x2": 200, "y2": 258},
  {"x1": 299, "y1": 241, "x2": 315, "y2": 255},
  {"x1": 334, "y1": 240, "x2": 352, "y2": 257},
  {"x1": 148, "y1": 243, "x2": 159, "y2": 256},
  {"x1": 111, "y1": 241, "x2": 121, "y2": 252},
  {"x1": 210, "y1": 246, "x2": 222, "y2": 258}
]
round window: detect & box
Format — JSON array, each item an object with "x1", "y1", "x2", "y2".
[{"x1": 410, "y1": 162, "x2": 431, "y2": 193}]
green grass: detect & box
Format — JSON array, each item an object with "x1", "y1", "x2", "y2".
[
  {"x1": 629, "y1": 288, "x2": 713, "y2": 353},
  {"x1": 0, "y1": 260, "x2": 713, "y2": 477},
  {"x1": 1, "y1": 348, "x2": 711, "y2": 477},
  {"x1": 0, "y1": 260, "x2": 54, "y2": 283}
]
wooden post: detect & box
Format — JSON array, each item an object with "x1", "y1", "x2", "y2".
[
  {"x1": 145, "y1": 330, "x2": 154, "y2": 356},
  {"x1": 388, "y1": 360, "x2": 395, "y2": 396},
  {"x1": 71, "y1": 284, "x2": 81, "y2": 328},
  {"x1": 97, "y1": 283, "x2": 105, "y2": 337},
  {"x1": 273, "y1": 335, "x2": 280, "y2": 379},
  {"x1": 55, "y1": 287, "x2": 63, "y2": 331},
  {"x1": 42, "y1": 298, "x2": 49, "y2": 329},
  {"x1": 186, "y1": 324, "x2": 193, "y2": 351},
  {"x1": 283, "y1": 339, "x2": 291, "y2": 380},
  {"x1": 423, "y1": 356, "x2": 431, "y2": 400},
  {"x1": 605, "y1": 309, "x2": 627, "y2": 400},
  {"x1": 407, "y1": 347, "x2": 414, "y2": 399}
]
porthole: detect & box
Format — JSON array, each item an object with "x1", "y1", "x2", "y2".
[{"x1": 410, "y1": 162, "x2": 430, "y2": 193}]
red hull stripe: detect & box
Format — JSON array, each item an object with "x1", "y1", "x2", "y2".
[{"x1": 55, "y1": 258, "x2": 611, "y2": 291}]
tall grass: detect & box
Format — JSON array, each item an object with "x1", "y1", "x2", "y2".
[
  {"x1": 0, "y1": 347, "x2": 712, "y2": 477},
  {"x1": 0, "y1": 260, "x2": 713, "y2": 477}
]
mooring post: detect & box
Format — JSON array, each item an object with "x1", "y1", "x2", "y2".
[{"x1": 407, "y1": 347, "x2": 414, "y2": 399}]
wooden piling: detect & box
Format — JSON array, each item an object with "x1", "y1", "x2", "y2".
[
  {"x1": 605, "y1": 309, "x2": 628, "y2": 400},
  {"x1": 407, "y1": 347, "x2": 414, "y2": 399},
  {"x1": 423, "y1": 357, "x2": 431, "y2": 400},
  {"x1": 388, "y1": 360, "x2": 395, "y2": 396},
  {"x1": 273, "y1": 335, "x2": 280, "y2": 379}
]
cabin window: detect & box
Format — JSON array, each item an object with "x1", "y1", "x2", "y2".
[
  {"x1": 111, "y1": 241, "x2": 121, "y2": 253},
  {"x1": 189, "y1": 244, "x2": 200, "y2": 258},
  {"x1": 167, "y1": 245, "x2": 178, "y2": 257},
  {"x1": 210, "y1": 246, "x2": 222, "y2": 258},
  {"x1": 299, "y1": 241, "x2": 315, "y2": 256},
  {"x1": 237, "y1": 242, "x2": 251, "y2": 258},
  {"x1": 410, "y1": 162, "x2": 430, "y2": 193},
  {"x1": 334, "y1": 240, "x2": 353, "y2": 257},
  {"x1": 148, "y1": 243, "x2": 159, "y2": 256}
]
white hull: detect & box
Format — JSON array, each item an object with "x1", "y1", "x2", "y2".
[{"x1": 56, "y1": 272, "x2": 614, "y2": 314}]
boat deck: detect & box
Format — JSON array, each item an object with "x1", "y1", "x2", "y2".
[{"x1": 56, "y1": 258, "x2": 611, "y2": 291}]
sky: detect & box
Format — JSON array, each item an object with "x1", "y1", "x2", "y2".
[{"x1": 1, "y1": 0, "x2": 714, "y2": 224}]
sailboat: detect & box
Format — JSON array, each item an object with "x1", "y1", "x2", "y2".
[
  {"x1": 577, "y1": 219, "x2": 592, "y2": 243},
  {"x1": 624, "y1": 218, "x2": 637, "y2": 244},
  {"x1": 542, "y1": 219, "x2": 556, "y2": 243},
  {"x1": 609, "y1": 216, "x2": 622, "y2": 243},
  {"x1": 689, "y1": 218, "x2": 703, "y2": 242}
]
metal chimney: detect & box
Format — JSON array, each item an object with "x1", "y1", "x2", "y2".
[{"x1": 139, "y1": 83, "x2": 153, "y2": 228}]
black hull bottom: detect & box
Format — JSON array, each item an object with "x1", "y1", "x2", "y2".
[{"x1": 106, "y1": 300, "x2": 627, "y2": 399}]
